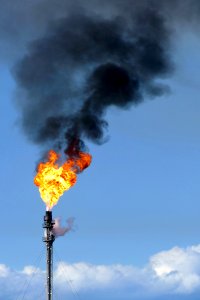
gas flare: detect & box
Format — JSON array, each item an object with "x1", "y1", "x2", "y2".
[{"x1": 34, "y1": 150, "x2": 92, "y2": 210}]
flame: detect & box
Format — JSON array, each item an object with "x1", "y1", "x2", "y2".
[{"x1": 34, "y1": 150, "x2": 92, "y2": 210}]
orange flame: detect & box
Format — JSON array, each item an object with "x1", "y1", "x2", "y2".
[{"x1": 34, "y1": 150, "x2": 92, "y2": 210}]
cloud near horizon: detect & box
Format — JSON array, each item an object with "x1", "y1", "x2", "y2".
[{"x1": 1, "y1": 244, "x2": 200, "y2": 299}]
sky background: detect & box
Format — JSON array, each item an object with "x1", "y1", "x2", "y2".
[{"x1": 1, "y1": 1, "x2": 200, "y2": 299}]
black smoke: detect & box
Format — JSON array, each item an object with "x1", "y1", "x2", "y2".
[{"x1": 14, "y1": 4, "x2": 173, "y2": 156}]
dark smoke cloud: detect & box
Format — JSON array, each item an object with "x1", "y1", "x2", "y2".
[
  {"x1": 11, "y1": 0, "x2": 200, "y2": 157},
  {"x1": 0, "y1": 0, "x2": 78, "y2": 63},
  {"x1": 14, "y1": 4, "x2": 173, "y2": 156},
  {"x1": 1, "y1": 0, "x2": 200, "y2": 62}
]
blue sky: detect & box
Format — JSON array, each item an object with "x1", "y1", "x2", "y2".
[{"x1": 1, "y1": 3, "x2": 200, "y2": 300}]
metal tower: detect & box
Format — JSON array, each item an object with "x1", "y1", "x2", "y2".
[{"x1": 43, "y1": 211, "x2": 55, "y2": 300}]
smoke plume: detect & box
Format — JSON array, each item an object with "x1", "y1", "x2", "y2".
[
  {"x1": 13, "y1": 0, "x2": 200, "y2": 157},
  {"x1": 52, "y1": 217, "x2": 75, "y2": 238}
]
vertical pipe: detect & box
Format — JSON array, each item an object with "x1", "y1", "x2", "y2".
[{"x1": 43, "y1": 211, "x2": 55, "y2": 300}]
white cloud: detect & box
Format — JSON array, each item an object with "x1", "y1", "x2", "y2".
[
  {"x1": 55, "y1": 261, "x2": 140, "y2": 291},
  {"x1": 0, "y1": 264, "x2": 9, "y2": 278},
  {"x1": 147, "y1": 245, "x2": 200, "y2": 294},
  {"x1": 22, "y1": 265, "x2": 44, "y2": 275},
  {"x1": 1, "y1": 244, "x2": 200, "y2": 299}
]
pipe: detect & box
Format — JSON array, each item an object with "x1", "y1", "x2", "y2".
[{"x1": 43, "y1": 211, "x2": 55, "y2": 300}]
